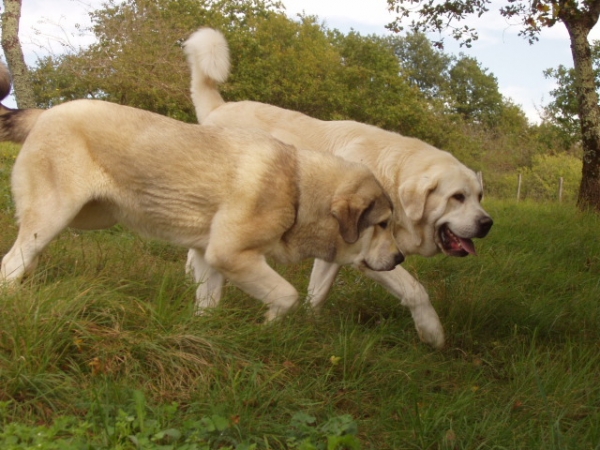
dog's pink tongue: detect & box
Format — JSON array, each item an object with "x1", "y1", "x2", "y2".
[{"x1": 459, "y1": 238, "x2": 477, "y2": 255}]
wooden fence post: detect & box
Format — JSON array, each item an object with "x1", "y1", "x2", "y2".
[
  {"x1": 559, "y1": 177, "x2": 564, "y2": 202},
  {"x1": 477, "y1": 171, "x2": 484, "y2": 199},
  {"x1": 517, "y1": 173, "x2": 522, "y2": 202}
]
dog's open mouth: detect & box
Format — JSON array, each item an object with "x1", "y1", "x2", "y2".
[{"x1": 439, "y1": 224, "x2": 476, "y2": 257}]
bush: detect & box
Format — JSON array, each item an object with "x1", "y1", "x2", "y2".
[{"x1": 519, "y1": 153, "x2": 581, "y2": 202}]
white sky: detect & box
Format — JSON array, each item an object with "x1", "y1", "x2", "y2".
[{"x1": 7, "y1": 0, "x2": 599, "y2": 123}]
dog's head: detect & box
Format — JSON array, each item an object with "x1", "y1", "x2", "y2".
[
  {"x1": 331, "y1": 173, "x2": 404, "y2": 271},
  {"x1": 397, "y1": 155, "x2": 493, "y2": 257}
]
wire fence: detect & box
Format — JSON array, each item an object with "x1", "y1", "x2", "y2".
[{"x1": 479, "y1": 171, "x2": 573, "y2": 203}]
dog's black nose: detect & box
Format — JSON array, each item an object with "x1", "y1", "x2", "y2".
[
  {"x1": 478, "y1": 216, "x2": 493, "y2": 237},
  {"x1": 394, "y1": 252, "x2": 405, "y2": 266}
]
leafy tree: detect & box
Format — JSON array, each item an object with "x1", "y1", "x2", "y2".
[
  {"x1": 30, "y1": 0, "x2": 436, "y2": 138},
  {"x1": 389, "y1": 31, "x2": 452, "y2": 99},
  {"x1": 543, "y1": 64, "x2": 580, "y2": 140},
  {"x1": 328, "y1": 30, "x2": 429, "y2": 132},
  {"x1": 446, "y1": 55, "x2": 503, "y2": 127},
  {"x1": 386, "y1": 0, "x2": 600, "y2": 211},
  {"x1": 497, "y1": 100, "x2": 530, "y2": 135},
  {"x1": 222, "y1": 13, "x2": 348, "y2": 119},
  {"x1": 389, "y1": 32, "x2": 508, "y2": 129},
  {"x1": 31, "y1": 53, "x2": 109, "y2": 108},
  {"x1": 76, "y1": 0, "x2": 222, "y2": 120},
  {"x1": 31, "y1": 0, "x2": 285, "y2": 121},
  {"x1": 532, "y1": 120, "x2": 580, "y2": 155},
  {"x1": 542, "y1": 40, "x2": 600, "y2": 149}
]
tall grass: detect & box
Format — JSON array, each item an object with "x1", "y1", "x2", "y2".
[{"x1": 1, "y1": 142, "x2": 600, "y2": 448}]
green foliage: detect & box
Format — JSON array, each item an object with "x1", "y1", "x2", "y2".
[
  {"x1": 31, "y1": 0, "x2": 287, "y2": 120},
  {"x1": 543, "y1": 64, "x2": 580, "y2": 141},
  {"x1": 287, "y1": 412, "x2": 360, "y2": 450},
  {"x1": 223, "y1": 18, "x2": 437, "y2": 139},
  {"x1": 0, "y1": 394, "x2": 359, "y2": 449},
  {"x1": 447, "y1": 55, "x2": 504, "y2": 127},
  {"x1": 484, "y1": 153, "x2": 581, "y2": 201},
  {"x1": 0, "y1": 407, "x2": 92, "y2": 450},
  {"x1": 327, "y1": 30, "x2": 430, "y2": 135},
  {"x1": 542, "y1": 40, "x2": 600, "y2": 148},
  {"x1": 223, "y1": 14, "x2": 348, "y2": 119},
  {"x1": 390, "y1": 31, "x2": 452, "y2": 99},
  {"x1": 519, "y1": 153, "x2": 582, "y2": 202},
  {"x1": 90, "y1": 390, "x2": 254, "y2": 449},
  {"x1": 30, "y1": 0, "x2": 434, "y2": 134}
]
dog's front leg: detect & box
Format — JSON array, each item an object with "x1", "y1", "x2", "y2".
[
  {"x1": 307, "y1": 259, "x2": 341, "y2": 310},
  {"x1": 359, "y1": 265, "x2": 445, "y2": 349},
  {"x1": 186, "y1": 248, "x2": 225, "y2": 314},
  {"x1": 205, "y1": 249, "x2": 298, "y2": 322}
]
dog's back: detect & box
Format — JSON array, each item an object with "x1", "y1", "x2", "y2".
[
  {"x1": 182, "y1": 29, "x2": 442, "y2": 165},
  {"x1": 17, "y1": 99, "x2": 300, "y2": 240}
]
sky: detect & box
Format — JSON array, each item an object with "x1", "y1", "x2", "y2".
[{"x1": 7, "y1": 0, "x2": 599, "y2": 123}]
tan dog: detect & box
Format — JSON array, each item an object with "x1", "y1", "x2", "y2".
[
  {"x1": 0, "y1": 64, "x2": 403, "y2": 321},
  {"x1": 184, "y1": 28, "x2": 493, "y2": 346}
]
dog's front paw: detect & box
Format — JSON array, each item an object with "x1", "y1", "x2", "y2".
[
  {"x1": 193, "y1": 296, "x2": 219, "y2": 316},
  {"x1": 193, "y1": 305, "x2": 208, "y2": 317},
  {"x1": 264, "y1": 305, "x2": 289, "y2": 323},
  {"x1": 412, "y1": 306, "x2": 445, "y2": 349},
  {"x1": 264, "y1": 299, "x2": 299, "y2": 323}
]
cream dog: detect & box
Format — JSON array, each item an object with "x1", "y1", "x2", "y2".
[
  {"x1": 183, "y1": 28, "x2": 493, "y2": 345},
  {"x1": 0, "y1": 63, "x2": 403, "y2": 321}
]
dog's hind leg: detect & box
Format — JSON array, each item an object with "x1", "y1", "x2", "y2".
[
  {"x1": 186, "y1": 248, "x2": 225, "y2": 314},
  {"x1": 1, "y1": 191, "x2": 92, "y2": 284},
  {"x1": 2, "y1": 214, "x2": 68, "y2": 283}
]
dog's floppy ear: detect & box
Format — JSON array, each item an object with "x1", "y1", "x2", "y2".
[
  {"x1": 399, "y1": 176, "x2": 438, "y2": 223},
  {"x1": 331, "y1": 195, "x2": 371, "y2": 244}
]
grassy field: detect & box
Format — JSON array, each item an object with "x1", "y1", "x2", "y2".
[{"x1": 1, "y1": 142, "x2": 600, "y2": 449}]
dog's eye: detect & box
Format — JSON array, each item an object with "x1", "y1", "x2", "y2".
[
  {"x1": 379, "y1": 220, "x2": 389, "y2": 229},
  {"x1": 452, "y1": 193, "x2": 465, "y2": 202}
]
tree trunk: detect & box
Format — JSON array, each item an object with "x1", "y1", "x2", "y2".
[
  {"x1": 1, "y1": 0, "x2": 36, "y2": 108},
  {"x1": 563, "y1": 14, "x2": 600, "y2": 211}
]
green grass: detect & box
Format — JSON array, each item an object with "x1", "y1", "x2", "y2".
[{"x1": 1, "y1": 142, "x2": 600, "y2": 448}]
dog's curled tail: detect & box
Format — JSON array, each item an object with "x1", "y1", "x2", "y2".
[
  {"x1": 0, "y1": 61, "x2": 43, "y2": 144},
  {"x1": 183, "y1": 28, "x2": 230, "y2": 123}
]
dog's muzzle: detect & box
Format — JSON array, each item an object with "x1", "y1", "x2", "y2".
[
  {"x1": 363, "y1": 250, "x2": 405, "y2": 272},
  {"x1": 439, "y1": 215, "x2": 493, "y2": 257}
]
